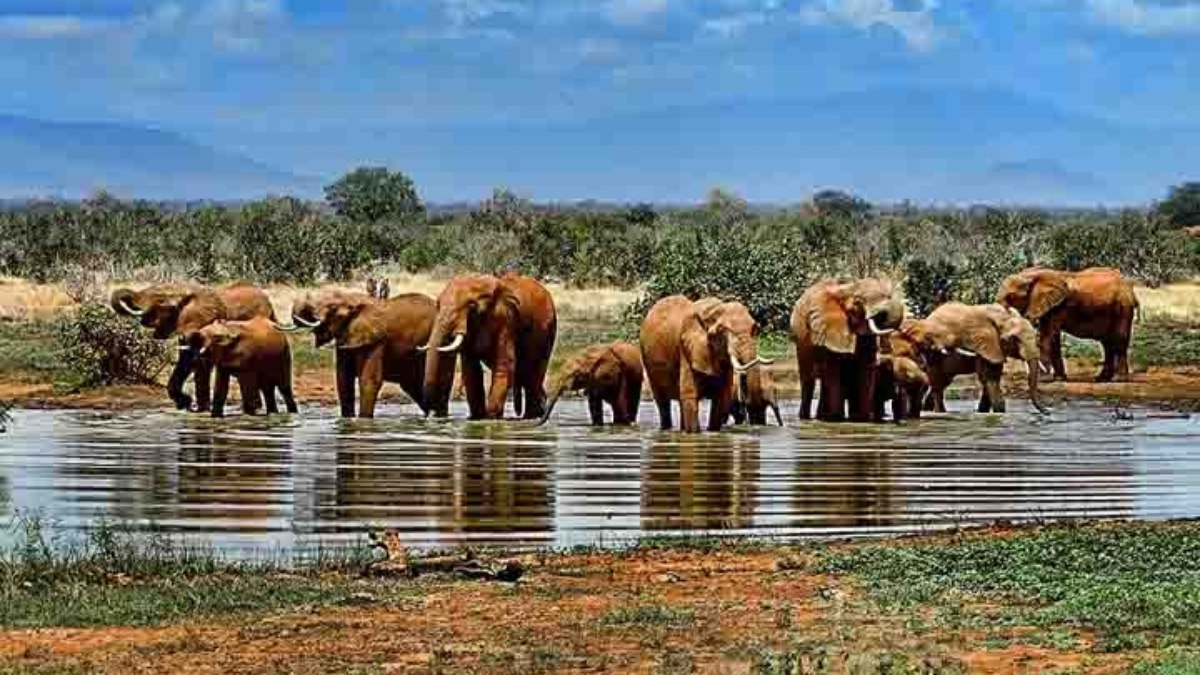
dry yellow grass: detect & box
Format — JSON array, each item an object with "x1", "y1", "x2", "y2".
[
  {"x1": 1135, "y1": 281, "x2": 1200, "y2": 323},
  {"x1": 0, "y1": 273, "x2": 639, "y2": 324}
]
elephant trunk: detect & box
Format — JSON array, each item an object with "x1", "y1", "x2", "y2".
[
  {"x1": 769, "y1": 401, "x2": 783, "y2": 426},
  {"x1": 537, "y1": 378, "x2": 570, "y2": 427},
  {"x1": 422, "y1": 321, "x2": 455, "y2": 414},
  {"x1": 1027, "y1": 359, "x2": 1049, "y2": 414}
]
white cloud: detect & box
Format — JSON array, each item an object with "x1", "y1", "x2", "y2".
[
  {"x1": 1085, "y1": 0, "x2": 1200, "y2": 36},
  {"x1": 0, "y1": 15, "x2": 117, "y2": 40},
  {"x1": 702, "y1": 12, "x2": 769, "y2": 38},
  {"x1": 604, "y1": 0, "x2": 670, "y2": 26},
  {"x1": 800, "y1": 0, "x2": 943, "y2": 51}
]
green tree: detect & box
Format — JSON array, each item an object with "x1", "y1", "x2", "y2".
[
  {"x1": 811, "y1": 189, "x2": 871, "y2": 220},
  {"x1": 1158, "y1": 182, "x2": 1200, "y2": 230},
  {"x1": 324, "y1": 166, "x2": 425, "y2": 224}
]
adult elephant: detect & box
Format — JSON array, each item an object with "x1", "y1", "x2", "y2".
[
  {"x1": 996, "y1": 267, "x2": 1139, "y2": 382},
  {"x1": 290, "y1": 291, "x2": 450, "y2": 418},
  {"x1": 640, "y1": 296, "x2": 772, "y2": 433},
  {"x1": 420, "y1": 273, "x2": 557, "y2": 420},
  {"x1": 111, "y1": 282, "x2": 274, "y2": 412},
  {"x1": 538, "y1": 341, "x2": 643, "y2": 426},
  {"x1": 903, "y1": 303, "x2": 1048, "y2": 414},
  {"x1": 790, "y1": 278, "x2": 906, "y2": 422}
]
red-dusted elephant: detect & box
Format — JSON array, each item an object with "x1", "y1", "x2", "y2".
[
  {"x1": 189, "y1": 317, "x2": 297, "y2": 418},
  {"x1": 420, "y1": 273, "x2": 557, "y2": 420},
  {"x1": 111, "y1": 282, "x2": 274, "y2": 412}
]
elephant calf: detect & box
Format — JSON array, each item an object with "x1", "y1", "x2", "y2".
[
  {"x1": 190, "y1": 317, "x2": 297, "y2": 418},
  {"x1": 873, "y1": 355, "x2": 930, "y2": 423},
  {"x1": 729, "y1": 367, "x2": 784, "y2": 426},
  {"x1": 538, "y1": 341, "x2": 643, "y2": 426}
]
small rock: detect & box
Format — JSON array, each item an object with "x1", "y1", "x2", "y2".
[{"x1": 653, "y1": 572, "x2": 682, "y2": 584}]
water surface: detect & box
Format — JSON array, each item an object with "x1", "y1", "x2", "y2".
[{"x1": 1, "y1": 400, "x2": 1197, "y2": 556}]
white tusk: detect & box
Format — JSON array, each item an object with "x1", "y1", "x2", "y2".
[
  {"x1": 757, "y1": 356, "x2": 775, "y2": 365},
  {"x1": 1039, "y1": 361, "x2": 1050, "y2": 374},
  {"x1": 868, "y1": 317, "x2": 894, "y2": 335},
  {"x1": 437, "y1": 333, "x2": 465, "y2": 353},
  {"x1": 416, "y1": 345, "x2": 429, "y2": 352},
  {"x1": 291, "y1": 314, "x2": 321, "y2": 328},
  {"x1": 729, "y1": 348, "x2": 747, "y2": 372},
  {"x1": 198, "y1": 346, "x2": 209, "y2": 356},
  {"x1": 118, "y1": 299, "x2": 146, "y2": 317},
  {"x1": 956, "y1": 348, "x2": 979, "y2": 358},
  {"x1": 177, "y1": 344, "x2": 192, "y2": 352}
]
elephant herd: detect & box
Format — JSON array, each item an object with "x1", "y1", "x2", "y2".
[{"x1": 109, "y1": 266, "x2": 1140, "y2": 432}]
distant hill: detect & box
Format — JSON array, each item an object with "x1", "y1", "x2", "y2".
[{"x1": 0, "y1": 114, "x2": 320, "y2": 200}]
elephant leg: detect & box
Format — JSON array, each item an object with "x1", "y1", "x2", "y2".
[
  {"x1": 193, "y1": 359, "x2": 213, "y2": 413},
  {"x1": 623, "y1": 374, "x2": 642, "y2": 426},
  {"x1": 654, "y1": 395, "x2": 673, "y2": 430},
  {"x1": 358, "y1": 351, "x2": 384, "y2": 419},
  {"x1": 891, "y1": 389, "x2": 907, "y2": 423},
  {"x1": 612, "y1": 379, "x2": 631, "y2": 425},
  {"x1": 976, "y1": 384, "x2": 992, "y2": 413},
  {"x1": 462, "y1": 358, "x2": 488, "y2": 420},
  {"x1": 524, "y1": 361, "x2": 549, "y2": 421},
  {"x1": 211, "y1": 369, "x2": 231, "y2": 418},
  {"x1": 708, "y1": 377, "x2": 733, "y2": 433},
  {"x1": 336, "y1": 351, "x2": 357, "y2": 418},
  {"x1": 279, "y1": 377, "x2": 298, "y2": 414},
  {"x1": 1115, "y1": 332, "x2": 1133, "y2": 382},
  {"x1": 678, "y1": 367, "x2": 702, "y2": 434},
  {"x1": 818, "y1": 373, "x2": 844, "y2": 422},
  {"x1": 239, "y1": 374, "x2": 261, "y2": 415},
  {"x1": 799, "y1": 377, "x2": 815, "y2": 421},
  {"x1": 1049, "y1": 332, "x2": 1067, "y2": 382},
  {"x1": 166, "y1": 351, "x2": 195, "y2": 411},
  {"x1": 588, "y1": 392, "x2": 605, "y2": 426},
  {"x1": 1097, "y1": 340, "x2": 1116, "y2": 383},
  {"x1": 978, "y1": 363, "x2": 1005, "y2": 413},
  {"x1": 263, "y1": 384, "x2": 279, "y2": 415}
]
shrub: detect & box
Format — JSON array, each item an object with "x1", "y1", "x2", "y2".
[
  {"x1": 54, "y1": 304, "x2": 172, "y2": 389},
  {"x1": 903, "y1": 258, "x2": 959, "y2": 317},
  {"x1": 0, "y1": 401, "x2": 11, "y2": 433}
]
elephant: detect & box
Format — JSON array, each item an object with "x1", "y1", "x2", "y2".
[
  {"x1": 290, "y1": 290, "x2": 450, "y2": 418},
  {"x1": 789, "y1": 278, "x2": 907, "y2": 422},
  {"x1": 420, "y1": 273, "x2": 557, "y2": 420},
  {"x1": 111, "y1": 282, "x2": 275, "y2": 412},
  {"x1": 903, "y1": 303, "x2": 1048, "y2": 414},
  {"x1": 996, "y1": 267, "x2": 1139, "y2": 382},
  {"x1": 640, "y1": 296, "x2": 773, "y2": 433},
  {"x1": 729, "y1": 367, "x2": 784, "y2": 426},
  {"x1": 189, "y1": 317, "x2": 296, "y2": 418},
  {"x1": 872, "y1": 355, "x2": 929, "y2": 423},
  {"x1": 538, "y1": 341, "x2": 643, "y2": 426}
]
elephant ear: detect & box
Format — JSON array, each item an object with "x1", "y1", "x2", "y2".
[
  {"x1": 1026, "y1": 274, "x2": 1070, "y2": 322},
  {"x1": 339, "y1": 299, "x2": 384, "y2": 350},
  {"x1": 961, "y1": 320, "x2": 1005, "y2": 365},
  {"x1": 808, "y1": 292, "x2": 855, "y2": 354},
  {"x1": 176, "y1": 291, "x2": 226, "y2": 332},
  {"x1": 681, "y1": 314, "x2": 718, "y2": 376},
  {"x1": 589, "y1": 348, "x2": 623, "y2": 389}
]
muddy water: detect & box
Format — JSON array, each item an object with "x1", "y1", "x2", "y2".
[{"x1": 1, "y1": 400, "x2": 1198, "y2": 556}]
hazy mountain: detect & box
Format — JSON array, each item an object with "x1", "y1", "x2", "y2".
[
  {"x1": 312, "y1": 85, "x2": 1195, "y2": 206},
  {"x1": 3, "y1": 86, "x2": 1196, "y2": 205},
  {"x1": 0, "y1": 114, "x2": 319, "y2": 200}
]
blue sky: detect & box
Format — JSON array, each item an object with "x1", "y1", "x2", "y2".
[{"x1": 1, "y1": 1, "x2": 1198, "y2": 201}]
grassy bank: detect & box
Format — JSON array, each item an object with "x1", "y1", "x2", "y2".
[{"x1": 2, "y1": 518, "x2": 1200, "y2": 673}]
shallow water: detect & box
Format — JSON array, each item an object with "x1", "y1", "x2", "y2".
[{"x1": 1, "y1": 400, "x2": 1198, "y2": 556}]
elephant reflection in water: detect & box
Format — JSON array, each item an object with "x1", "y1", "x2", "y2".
[
  {"x1": 320, "y1": 425, "x2": 553, "y2": 547},
  {"x1": 640, "y1": 436, "x2": 760, "y2": 532},
  {"x1": 174, "y1": 424, "x2": 293, "y2": 526},
  {"x1": 792, "y1": 448, "x2": 901, "y2": 530}
]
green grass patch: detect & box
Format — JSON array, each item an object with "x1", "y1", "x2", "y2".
[
  {"x1": 1130, "y1": 649, "x2": 1200, "y2": 675},
  {"x1": 1061, "y1": 319, "x2": 1200, "y2": 369},
  {"x1": 600, "y1": 604, "x2": 695, "y2": 628},
  {"x1": 814, "y1": 521, "x2": 1200, "y2": 651},
  {"x1": 0, "y1": 321, "x2": 61, "y2": 381},
  {"x1": 0, "y1": 512, "x2": 391, "y2": 628}
]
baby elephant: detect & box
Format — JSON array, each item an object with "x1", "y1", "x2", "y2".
[
  {"x1": 539, "y1": 341, "x2": 643, "y2": 426},
  {"x1": 189, "y1": 317, "x2": 297, "y2": 417},
  {"x1": 729, "y1": 368, "x2": 784, "y2": 426},
  {"x1": 873, "y1": 355, "x2": 930, "y2": 423}
]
